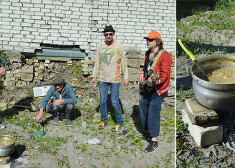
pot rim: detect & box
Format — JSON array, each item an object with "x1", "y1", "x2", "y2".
[
  {"x1": 0, "y1": 135, "x2": 16, "y2": 148},
  {"x1": 192, "y1": 55, "x2": 235, "y2": 90}
]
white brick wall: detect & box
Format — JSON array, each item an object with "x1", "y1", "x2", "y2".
[{"x1": 0, "y1": 0, "x2": 175, "y2": 55}]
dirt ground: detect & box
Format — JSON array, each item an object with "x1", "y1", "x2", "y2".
[{"x1": 1, "y1": 86, "x2": 175, "y2": 168}]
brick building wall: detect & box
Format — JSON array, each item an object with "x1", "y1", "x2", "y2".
[{"x1": 0, "y1": 0, "x2": 175, "y2": 56}]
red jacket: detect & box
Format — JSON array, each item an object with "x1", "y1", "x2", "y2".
[{"x1": 141, "y1": 50, "x2": 173, "y2": 95}]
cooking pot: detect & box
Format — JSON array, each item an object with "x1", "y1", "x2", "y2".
[
  {"x1": 191, "y1": 55, "x2": 235, "y2": 111},
  {"x1": 0, "y1": 135, "x2": 15, "y2": 157}
]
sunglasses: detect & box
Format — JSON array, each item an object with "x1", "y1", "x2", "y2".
[
  {"x1": 146, "y1": 39, "x2": 155, "y2": 42},
  {"x1": 104, "y1": 33, "x2": 113, "y2": 37},
  {"x1": 54, "y1": 83, "x2": 63, "y2": 87}
]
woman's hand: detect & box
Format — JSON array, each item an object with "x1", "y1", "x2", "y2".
[{"x1": 138, "y1": 74, "x2": 144, "y2": 84}]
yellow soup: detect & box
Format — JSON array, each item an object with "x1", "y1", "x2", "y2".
[
  {"x1": 207, "y1": 68, "x2": 235, "y2": 84},
  {"x1": 0, "y1": 141, "x2": 13, "y2": 146}
]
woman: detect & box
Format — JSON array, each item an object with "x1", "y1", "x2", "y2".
[{"x1": 138, "y1": 31, "x2": 173, "y2": 153}]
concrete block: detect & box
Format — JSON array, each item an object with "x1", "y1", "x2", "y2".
[
  {"x1": 128, "y1": 74, "x2": 138, "y2": 82},
  {"x1": 182, "y1": 109, "x2": 223, "y2": 147},
  {"x1": 21, "y1": 73, "x2": 34, "y2": 81},
  {"x1": 129, "y1": 68, "x2": 139, "y2": 74},
  {"x1": 185, "y1": 98, "x2": 219, "y2": 125}
]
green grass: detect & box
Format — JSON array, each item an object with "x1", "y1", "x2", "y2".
[{"x1": 176, "y1": 88, "x2": 193, "y2": 102}]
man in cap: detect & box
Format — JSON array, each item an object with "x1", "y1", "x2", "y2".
[
  {"x1": 91, "y1": 25, "x2": 129, "y2": 132},
  {"x1": 35, "y1": 74, "x2": 77, "y2": 126}
]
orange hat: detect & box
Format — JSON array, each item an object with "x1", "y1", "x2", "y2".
[{"x1": 144, "y1": 31, "x2": 161, "y2": 40}]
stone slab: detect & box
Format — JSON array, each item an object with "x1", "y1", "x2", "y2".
[
  {"x1": 21, "y1": 73, "x2": 34, "y2": 81},
  {"x1": 185, "y1": 97, "x2": 219, "y2": 125},
  {"x1": 182, "y1": 109, "x2": 223, "y2": 147},
  {"x1": 66, "y1": 142, "x2": 80, "y2": 168},
  {"x1": 0, "y1": 156, "x2": 10, "y2": 165},
  {"x1": 129, "y1": 68, "x2": 140, "y2": 74},
  {"x1": 128, "y1": 74, "x2": 138, "y2": 82}
]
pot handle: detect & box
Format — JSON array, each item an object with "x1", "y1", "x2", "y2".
[{"x1": 185, "y1": 64, "x2": 193, "y2": 76}]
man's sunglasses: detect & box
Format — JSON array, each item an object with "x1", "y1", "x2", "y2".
[
  {"x1": 146, "y1": 39, "x2": 155, "y2": 42},
  {"x1": 104, "y1": 33, "x2": 113, "y2": 37},
  {"x1": 54, "y1": 83, "x2": 63, "y2": 87}
]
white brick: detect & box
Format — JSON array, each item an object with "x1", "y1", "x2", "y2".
[
  {"x1": 21, "y1": 0, "x2": 30, "y2": 2},
  {"x1": 1, "y1": 1, "x2": 11, "y2": 5},
  {"x1": 30, "y1": 7, "x2": 40, "y2": 12},
  {"x1": 42, "y1": 0, "x2": 53, "y2": 4},
  {"x1": 3, "y1": 46, "x2": 14, "y2": 50},
  {"x1": 1, "y1": 5, "x2": 10, "y2": 9}
]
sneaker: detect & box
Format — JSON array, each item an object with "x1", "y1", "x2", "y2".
[
  {"x1": 111, "y1": 125, "x2": 122, "y2": 132},
  {"x1": 98, "y1": 122, "x2": 105, "y2": 130},
  {"x1": 53, "y1": 116, "x2": 59, "y2": 122},
  {"x1": 66, "y1": 119, "x2": 73, "y2": 126},
  {"x1": 144, "y1": 140, "x2": 158, "y2": 153}
]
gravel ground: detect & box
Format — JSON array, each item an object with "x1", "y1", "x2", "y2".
[{"x1": 1, "y1": 85, "x2": 175, "y2": 168}]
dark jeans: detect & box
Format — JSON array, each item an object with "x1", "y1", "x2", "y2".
[
  {"x1": 99, "y1": 81, "x2": 123, "y2": 126},
  {"x1": 46, "y1": 103, "x2": 74, "y2": 120},
  {"x1": 140, "y1": 95, "x2": 164, "y2": 137}
]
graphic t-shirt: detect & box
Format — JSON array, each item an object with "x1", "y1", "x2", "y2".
[{"x1": 92, "y1": 41, "x2": 128, "y2": 83}]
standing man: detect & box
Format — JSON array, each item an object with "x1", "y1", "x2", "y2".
[
  {"x1": 91, "y1": 25, "x2": 129, "y2": 132},
  {"x1": 35, "y1": 74, "x2": 77, "y2": 126}
]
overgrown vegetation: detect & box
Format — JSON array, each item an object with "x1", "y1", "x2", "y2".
[
  {"x1": 177, "y1": 0, "x2": 235, "y2": 57},
  {"x1": 176, "y1": 88, "x2": 193, "y2": 102}
]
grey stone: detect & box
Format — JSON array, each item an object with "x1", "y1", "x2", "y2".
[
  {"x1": 21, "y1": 65, "x2": 33, "y2": 73},
  {"x1": 0, "y1": 156, "x2": 10, "y2": 165},
  {"x1": 47, "y1": 62, "x2": 55, "y2": 69},
  {"x1": 129, "y1": 68, "x2": 139, "y2": 74},
  {"x1": 26, "y1": 59, "x2": 33, "y2": 65},
  {"x1": 182, "y1": 109, "x2": 223, "y2": 147},
  {"x1": 21, "y1": 73, "x2": 34, "y2": 81},
  {"x1": 185, "y1": 98, "x2": 219, "y2": 125},
  {"x1": 128, "y1": 74, "x2": 138, "y2": 82},
  {"x1": 129, "y1": 59, "x2": 140, "y2": 68},
  {"x1": 81, "y1": 67, "x2": 92, "y2": 72},
  {"x1": 45, "y1": 60, "x2": 50, "y2": 64},
  {"x1": 82, "y1": 121, "x2": 87, "y2": 128},
  {"x1": 66, "y1": 142, "x2": 80, "y2": 168}
]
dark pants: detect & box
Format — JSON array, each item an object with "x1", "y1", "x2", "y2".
[
  {"x1": 140, "y1": 95, "x2": 164, "y2": 137},
  {"x1": 46, "y1": 103, "x2": 74, "y2": 120}
]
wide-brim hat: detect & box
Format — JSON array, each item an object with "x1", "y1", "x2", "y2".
[
  {"x1": 103, "y1": 25, "x2": 115, "y2": 33},
  {"x1": 144, "y1": 31, "x2": 162, "y2": 40},
  {"x1": 53, "y1": 74, "x2": 65, "y2": 85}
]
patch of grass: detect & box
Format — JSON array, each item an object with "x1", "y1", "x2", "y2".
[
  {"x1": 162, "y1": 152, "x2": 173, "y2": 167},
  {"x1": 4, "y1": 111, "x2": 43, "y2": 133},
  {"x1": 178, "y1": 151, "x2": 203, "y2": 168},
  {"x1": 176, "y1": 88, "x2": 193, "y2": 102},
  {"x1": 214, "y1": 0, "x2": 235, "y2": 16},
  {"x1": 160, "y1": 106, "x2": 175, "y2": 136},
  {"x1": 34, "y1": 137, "x2": 68, "y2": 155},
  {"x1": 176, "y1": 116, "x2": 189, "y2": 152},
  {"x1": 58, "y1": 155, "x2": 70, "y2": 168}
]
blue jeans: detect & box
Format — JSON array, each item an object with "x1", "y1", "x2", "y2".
[
  {"x1": 140, "y1": 95, "x2": 164, "y2": 137},
  {"x1": 99, "y1": 81, "x2": 123, "y2": 126}
]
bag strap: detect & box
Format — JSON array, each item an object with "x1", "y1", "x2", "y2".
[{"x1": 150, "y1": 49, "x2": 164, "y2": 70}]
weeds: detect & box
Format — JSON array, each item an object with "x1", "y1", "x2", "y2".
[
  {"x1": 58, "y1": 155, "x2": 70, "y2": 168},
  {"x1": 176, "y1": 88, "x2": 193, "y2": 102}
]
